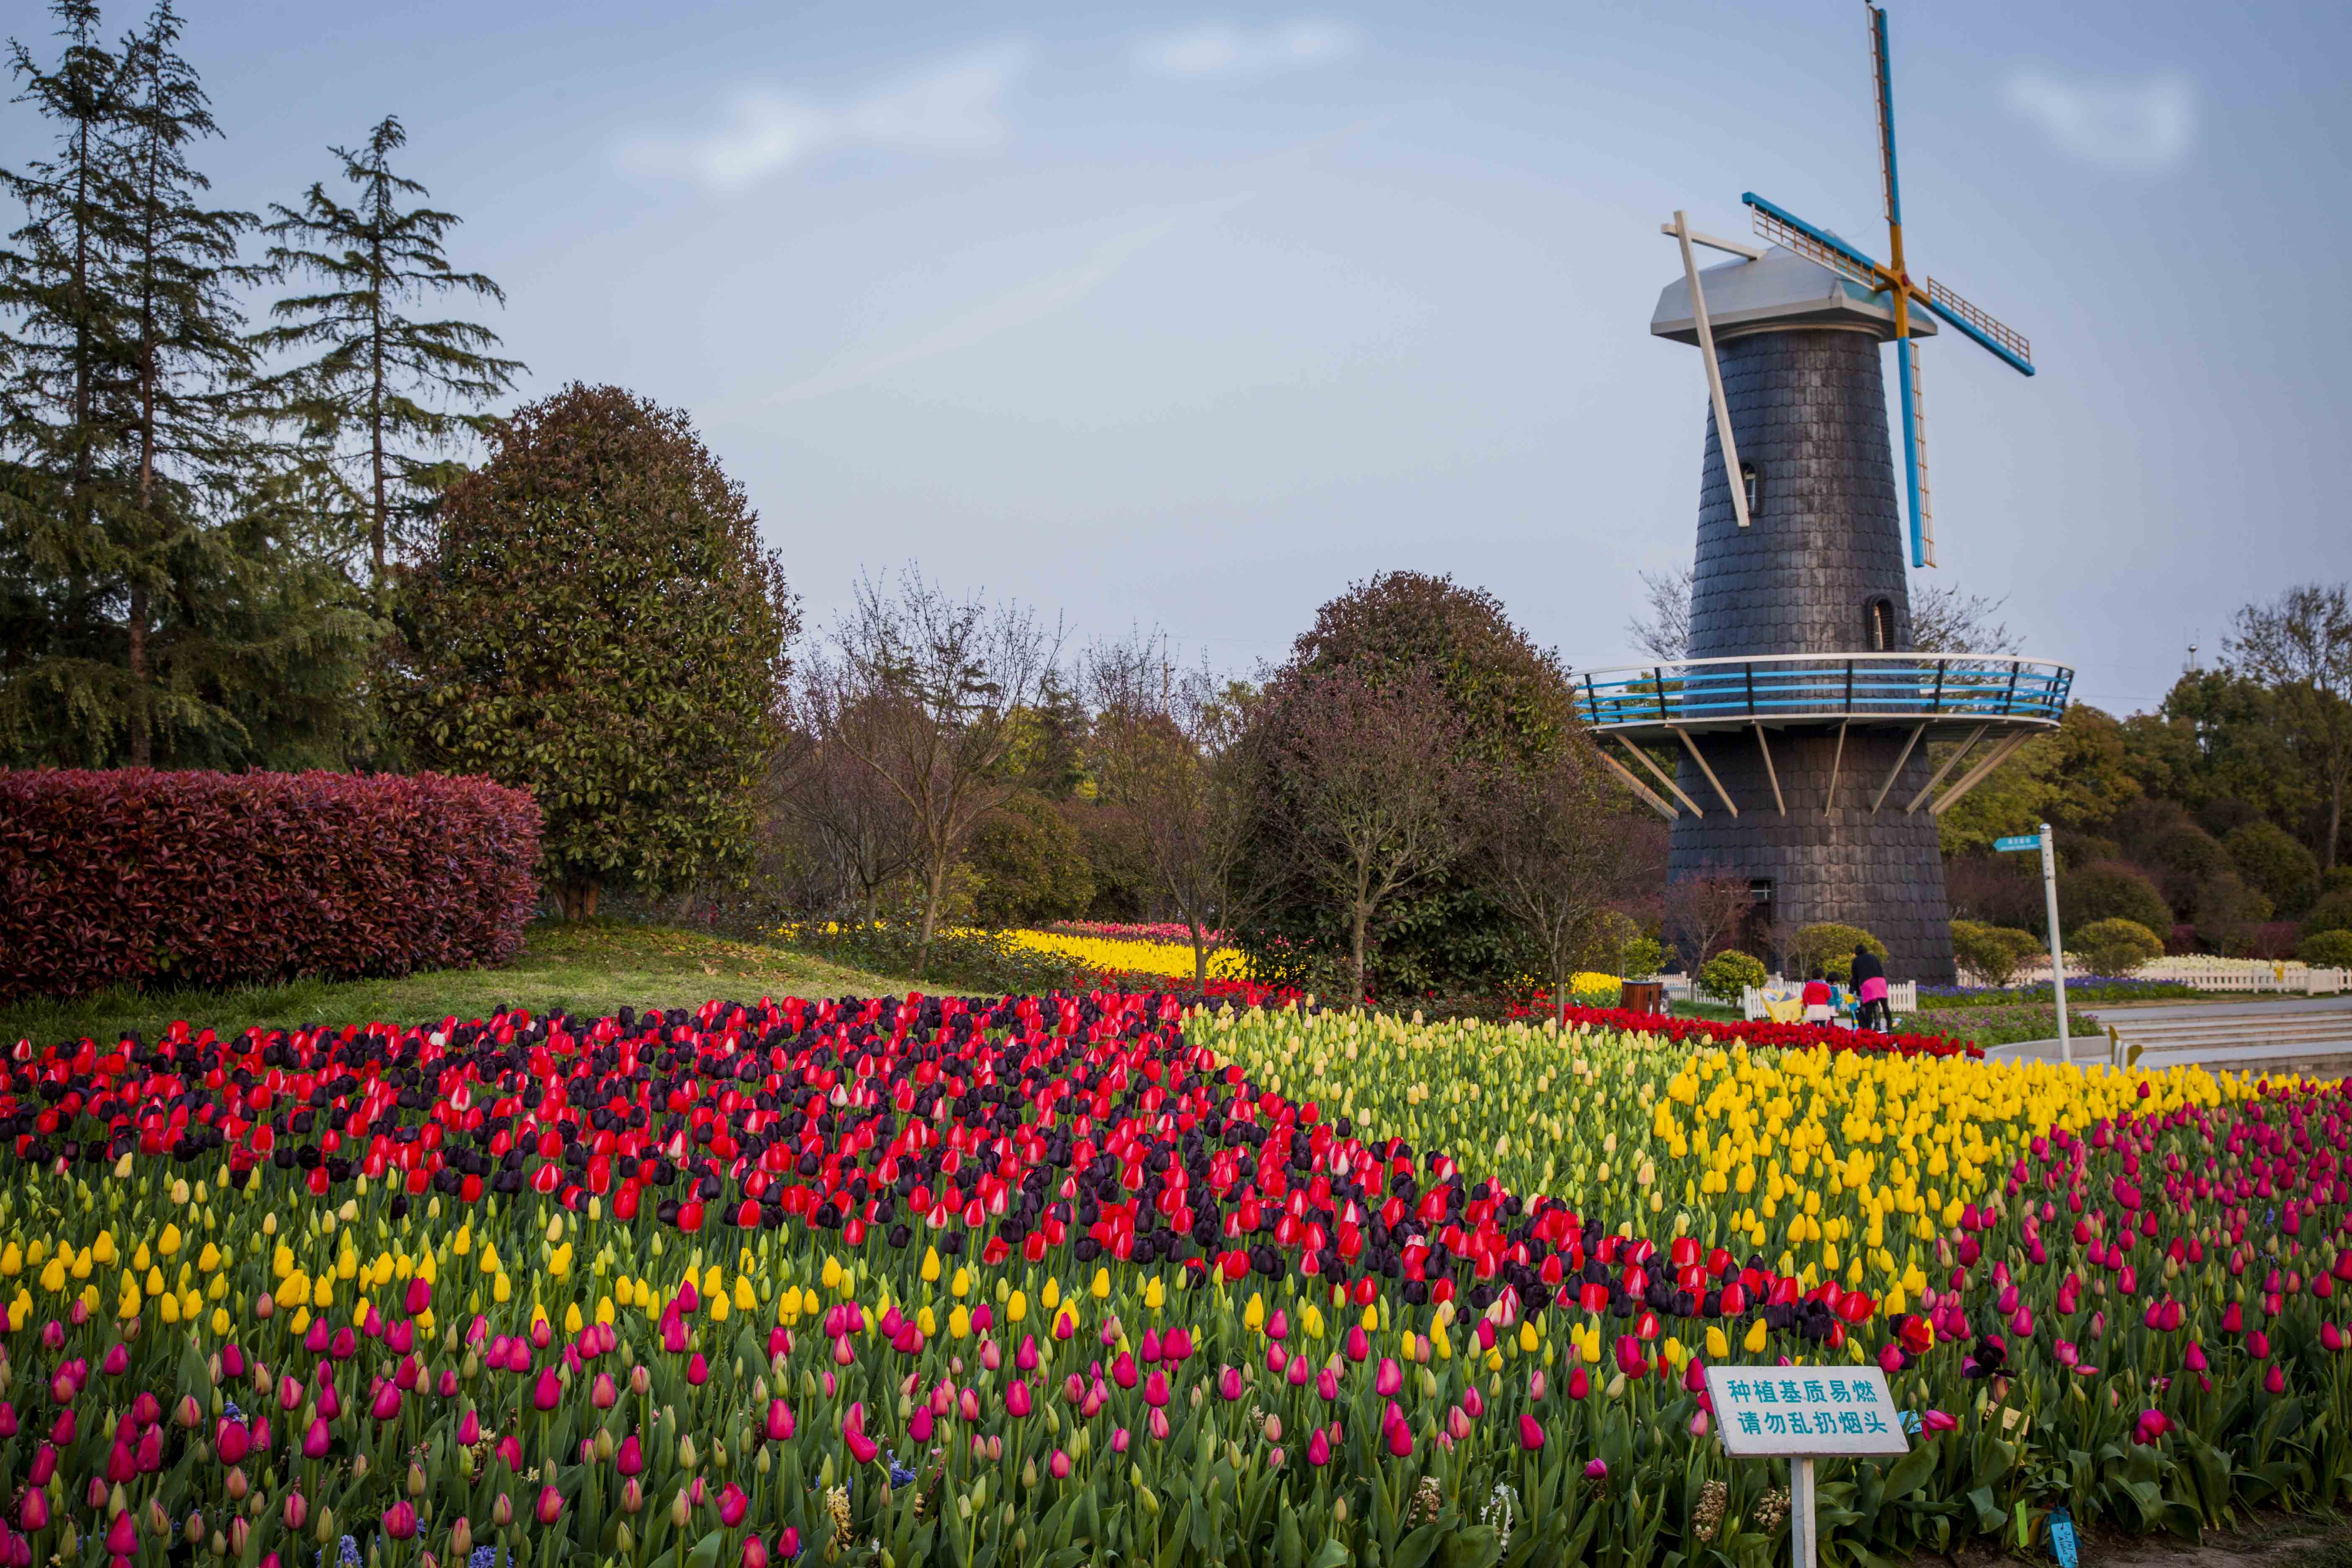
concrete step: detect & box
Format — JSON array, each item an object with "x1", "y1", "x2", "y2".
[{"x1": 2110, "y1": 1021, "x2": 2352, "y2": 1052}]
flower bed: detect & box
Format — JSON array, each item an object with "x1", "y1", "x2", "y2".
[
  {"x1": 1043, "y1": 922, "x2": 1227, "y2": 946},
  {"x1": 1515, "y1": 1002, "x2": 1983, "y2": 1059},
  {"x1": 0, "y1": 996, "x2": 2343, "y2": 1566},
  {"x1": 1007, "y1": 929, "x2": 1249, "y2": 983}
]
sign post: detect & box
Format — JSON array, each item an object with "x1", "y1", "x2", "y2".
[
  {"x1": 1994, "y1": 824, "x2": 2069, "y2": 1064},
  {"x1": 1703, "y1": 1364, "x2": 1910, "y2": 1568}
]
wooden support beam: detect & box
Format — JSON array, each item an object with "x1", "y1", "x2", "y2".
[
  {"x1": 1616, "y1": 735, "x2": 1705, "y2": 818},
  {"x1": 1597, "y1": 747, "x2": 1679, "y2": 821},
  {"x1": 1674, "y1": 727, "x2": 1741, "y2": 817},
  {"x1": 1929, "y1": 730, "x2": 2034, "y2": 816},
  {"x1": 1824, "y1": 721, "x2": 1849, "y2": 813},
  {"x1": 1753, "y1": 723, "x2": 1786, "y2": 815},
  {"x1": 1905, "y1": 723, "x2": 1988, "y2": 814},
  {"x1": 1870, "y1": 724, "x2": 1928, "y2": 813}
]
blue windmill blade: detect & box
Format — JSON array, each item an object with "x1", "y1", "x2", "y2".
[
  {"x1": 1895, "y1": 337, "x2": 1933, "y2": 567},
  {"x1": 1743, "y1": 194, "x2": 1886, "y2": 289},
  {"x1": 1923, "y1": 278, "x2": 2036, "y2": 376},
  {"x1": 1871, "y1": 5, "x2": 1903, "y2": 230}
]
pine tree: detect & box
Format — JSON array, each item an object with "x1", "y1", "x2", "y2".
[
  {"x1": 1, "y1": 0, "x2": 145, "y2": 761},
  {"x1": 1, "y1": 0, "x2": 379, "y2": 766},
  {"x1": 257, "y1": 116, "x2": 522, "y2": 596}
]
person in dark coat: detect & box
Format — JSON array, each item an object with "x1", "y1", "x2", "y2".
[{"x1": 1852, "y1": 944, "x2": 1889, "y2": 1031}]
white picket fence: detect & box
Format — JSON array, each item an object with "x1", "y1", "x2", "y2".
[{"x1": 1981, "y1": 956, "x2": 2349, "y2": 995}]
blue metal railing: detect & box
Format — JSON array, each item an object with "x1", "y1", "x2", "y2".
[{"x1": 1574, "y1": 653, "x2": 2072, "y2": 731}]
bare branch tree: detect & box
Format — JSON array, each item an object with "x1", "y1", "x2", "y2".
[
  {"x1": 770, "y1": 690, "x2": 921, "y2": 922},
  {"x1": 1625, "y1": 564, "x2": 2021, "y2": 659},
  {"x1": 1910, "y1": 583, "x2": 2020, "y2": 655},
  {"x1": 1467, "y1": 736, "x2": 1638, "y2": 1022},
  {"x1": 1625, "y1": 567, "x2": 1692, "y2": 662},
  {"x1": 1083, "y1": 632, "x2": 1260, "y2": 987},
  {"x1": 1663, "y1": 869, "x2": 1751, "y2": 970},
  {"x1": 810, "y1": 569, "x2": 1061, "y2": 972},
  {"x1": 1259, "y1": 668, "x2": 1467, "y2": 1003},
  {"x1": 2227, "y1": 582, "x2": 2352, "y2": 867}
]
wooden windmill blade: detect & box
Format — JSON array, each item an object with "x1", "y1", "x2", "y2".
[{"x1": 1667, "y1": 211, "x2": 1751, "y2": 530}]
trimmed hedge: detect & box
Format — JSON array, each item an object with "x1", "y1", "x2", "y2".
[{"x1": 0, "y1": 769, "x2": 539, "y2": 1002}]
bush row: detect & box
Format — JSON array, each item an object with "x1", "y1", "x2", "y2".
[{"x1": 0, "y1": 768, "x2": 540, "y2": 1001}]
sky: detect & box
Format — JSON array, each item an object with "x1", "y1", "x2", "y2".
[{"x1": 11, "y1": 0, "x2": 2350, "y2": 717}]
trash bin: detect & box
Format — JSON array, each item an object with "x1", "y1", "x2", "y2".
[{"x1": 1618, "y1": 980, "x2": 1665, "y2": 1015}]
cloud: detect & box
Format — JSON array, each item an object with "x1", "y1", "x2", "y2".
[
  {"x1": 2002, "y1": 68, "x2": 2195, "y2": 172},
  {"x1": 1134, "y1": 20, "x2": 1359, "y2": 80},
  {"x1": 619, "y1": 45, "x2": 1029, "y2": 193}
]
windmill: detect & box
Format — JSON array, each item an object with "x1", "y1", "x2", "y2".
[
  {"x1": 1676, "y1": 4, "x2": 2036, "y2": 568},
  {"x1": 1583, "y1": 3, "x2": 2068, "y2": 984}
]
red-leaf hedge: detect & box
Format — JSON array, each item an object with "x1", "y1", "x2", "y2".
[{"x1": 0, "y1": 769, "x2": 540, "y2": 1002}]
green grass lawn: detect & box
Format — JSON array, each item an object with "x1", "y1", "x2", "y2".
[{"x1": 0, "y1": 922, "x2": 918, "y2": 1046}]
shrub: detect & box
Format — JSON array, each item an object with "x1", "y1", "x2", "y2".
[
  {"x1": 2299, "y1": 929, "x2": 2352, "y2": 969},
  {"x1": 0, "y1": 768, "x2": 539, "y2": 1002},
  {"x1": 1698, "y1": 948, "x2": 1767, "y2": 1003},
  {"x1": 1621, "y1": 933, "x2": 1669, "y2": 981},
  {"x1": 2305, "y1": 888, "x2": 2352, "y2": 939},
  {"x1": 1950, "y1": 920, "x2": 2040, "y2": 987},
  {"x1": 1785, "y1": 922, "x2": 1886, "y2": 984},
  {"x1": 2058, "y1": 861, "x2": 2173, "y2": 936},
  {"x1": 2073, "y1": 917, "x2": 2164, "y2": 976},
  {"x1": 2227, "y1": 821, "x2": 2321, "y2": 916}
]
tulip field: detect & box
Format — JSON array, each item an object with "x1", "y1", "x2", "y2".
[{"x1": 1, "y1": 994, "x2": 2349, "y2": 1568}]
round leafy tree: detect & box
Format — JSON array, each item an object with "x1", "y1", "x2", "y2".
[
  {"x1": 2056, "y1": 861, "x2": 2174, "y2": 939},
  {"x1": 393, "y1": 384, "x2": 798, "y2": 918},
  {"x1": 1237, "y1": 571, "x2": 1582, "y2": 997}
]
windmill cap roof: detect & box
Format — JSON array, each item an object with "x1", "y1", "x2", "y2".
[{"x1": 1651, "y1": 245, "x2": 1936, "y2": 346}]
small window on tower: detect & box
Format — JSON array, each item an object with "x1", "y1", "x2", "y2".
[
  {"x1": 1867, "y1": 597, "x2": 1896, "y2": 652},
  {"x1": 1739, "y1": 461, "x2": 1763, "y2": 518}
]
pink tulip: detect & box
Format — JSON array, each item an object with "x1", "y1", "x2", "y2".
[
  {"x1": 1049, "y1": 1449, "x2": 1071, "y2": 1480},
  {"x1": 371, "y1": 1384, "x2": 402, "y2": 1422},
  {"x1": 534, "y1": 1369, "x2": 562, "y2": 1411},
  {"x1": 1375, "y1": 1359, "x2": 1402, "y2": 1397},
  {"x1": 381, "y1": 1503, "x2": 416, "y2": 1542},
  {"x1": 1143, "y1": 1372, "x2": 1169, "y2": 1408},
  {"x1": 1219, "y1": 1367, "x2": 1245, "y2": 1402},
  {"x1": 718, "y1": 1485, "x2": 748, "y2": 1527},
  {"x1": 1005, "y1": 1381, "x2": 1032, "y2": 1418},
  {"x1": 536, "y1": 1486, "x2": 564, "y2": 1525},
  {"x1": 617, "y1": 1435, "x2": 643, "y2": 1476},
  {"x1": 301, "y1": 1419, "x2": 330, "y2": 1460}
]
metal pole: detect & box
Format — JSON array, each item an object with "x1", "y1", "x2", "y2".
[
  {"x1": 2040, "y1": 821, "x2": 2070, "y2": 1065},
  {"x1": 1790, "y1": 1456, "x2": 1817, "y2": 1568}
]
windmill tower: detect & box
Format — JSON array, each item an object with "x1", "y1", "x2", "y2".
[{"x1": 1576, "y1": 7, "x2": 2073, "y2": 983}]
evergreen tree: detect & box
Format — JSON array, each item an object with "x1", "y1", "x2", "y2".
[
  {"x1": 258, "y1": 116, "x2": 521, "y2": 596},
  {"x1": 1, "y1": 0, "x2": 378, "y2": 767},
  {"x1": 392, "y1": 384, "x2": 798, "y2": 919},
  {"x1": 0, "y1": 0, "x2": 140, "y2": 761}
]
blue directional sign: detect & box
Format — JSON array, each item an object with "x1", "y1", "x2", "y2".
[{"x1": 1993, "y1": 835, "x2": 2040, "y2": 853}]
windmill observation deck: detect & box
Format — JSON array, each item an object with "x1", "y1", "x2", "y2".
[{"x1": 1574, "y1": 651, "x2": 2073, "y2": 820}]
